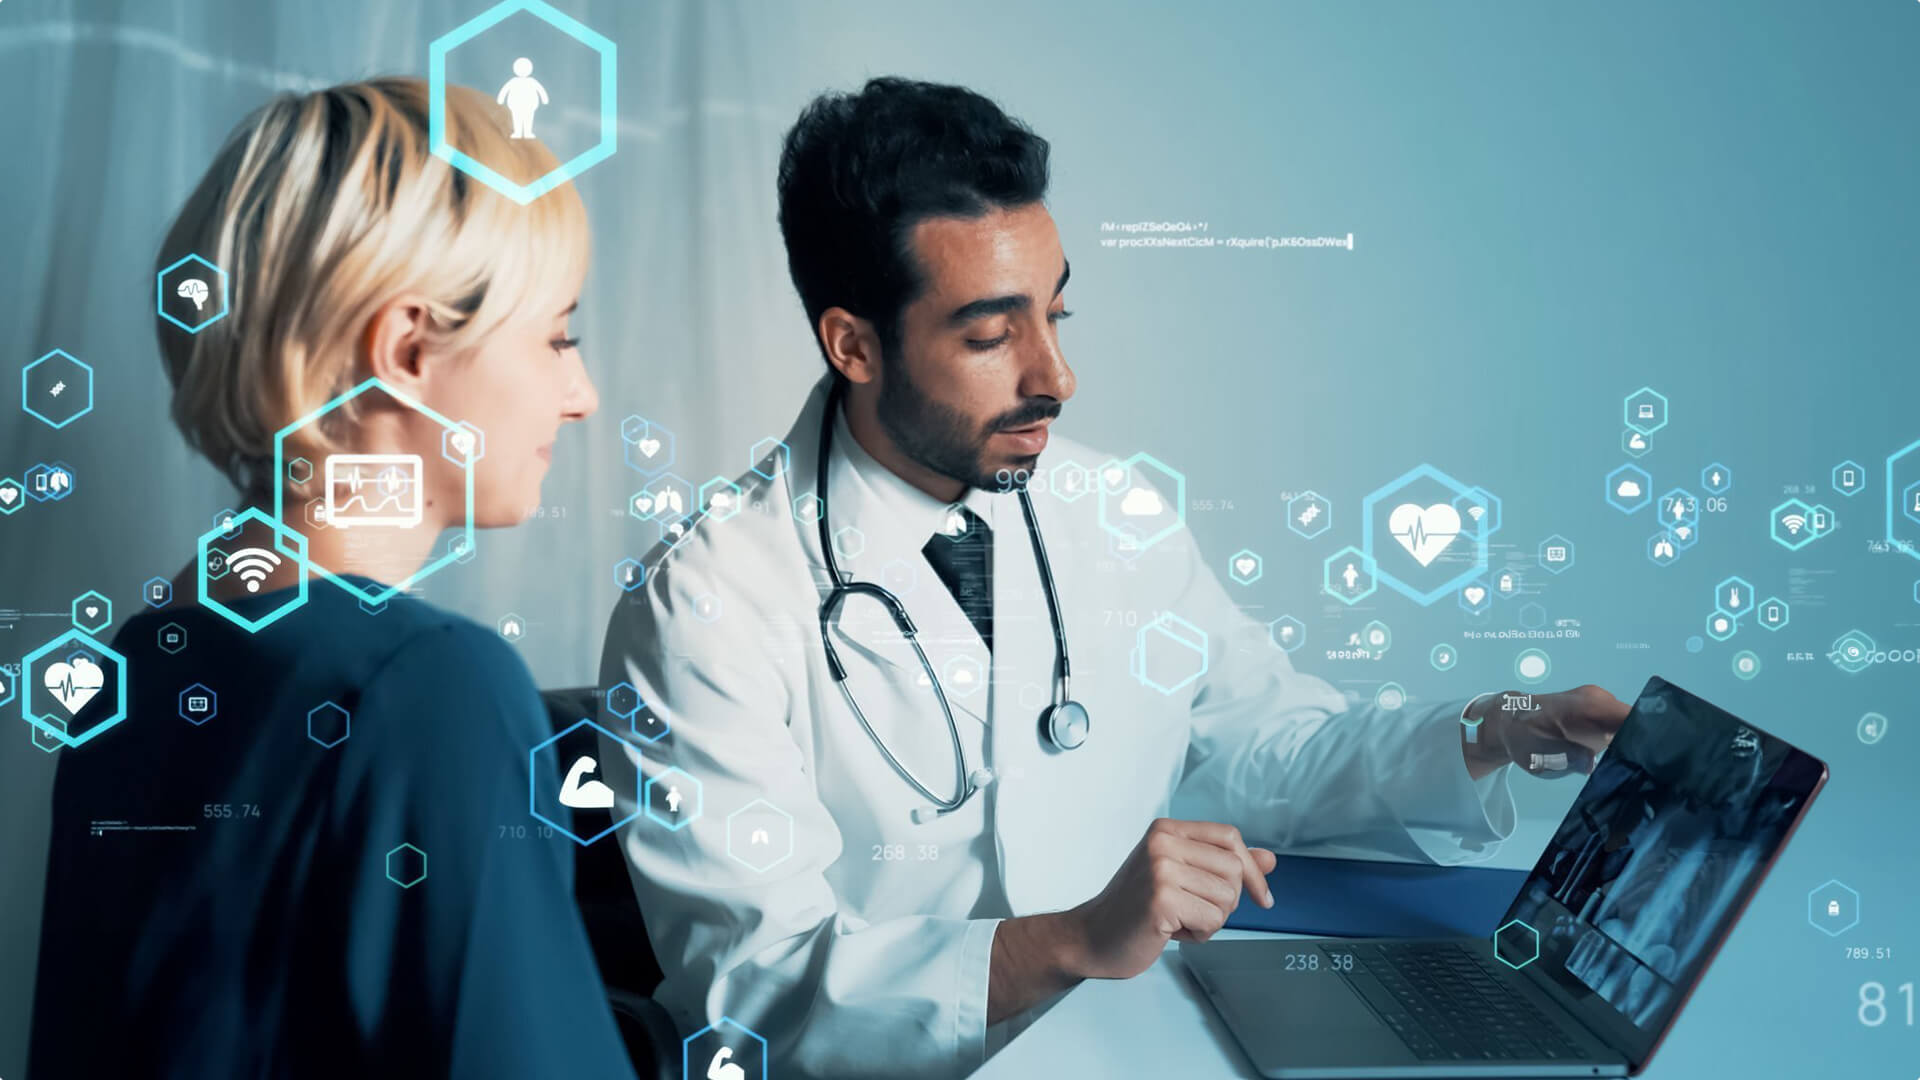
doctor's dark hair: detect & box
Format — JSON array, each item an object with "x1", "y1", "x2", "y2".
[{"x1": 776, "y1": 76, "x2": 1052, "y2": 367}]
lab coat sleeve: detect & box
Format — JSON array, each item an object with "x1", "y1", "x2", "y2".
[
  {"x1": 599, "y1": 550, "x2": 999, "y2": 1080},
  {"x1": 1162, "y1": 529, "x2": 1515, "y2": 864}
]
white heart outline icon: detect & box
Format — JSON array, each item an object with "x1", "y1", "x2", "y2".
[
  {"x1": 1463, "y1": 585, "x2": 1486, "y2": 606},
  {"x1": 1388, "y1": 502, "x2": 1462, "y2": 567},
  {"x1": 43, "y1": 656, "x2": 105, "y2": 715},
  {"x1": 637, "y1": 437, "x2": 662, "y2": 458},
  {"x1": 0, "y1": 486, "x2": 16, "y2": 505},
  {"x1": 1234, "y1": 557, "x2": 1256, "y2": 576}
]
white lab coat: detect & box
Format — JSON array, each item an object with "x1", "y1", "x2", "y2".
[{"x1": 598, "y1": 375, "x2": 1514, "y2": 1079}]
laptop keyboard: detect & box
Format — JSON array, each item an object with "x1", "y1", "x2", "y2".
[{"x1": 1338, "y1": 943, "x2": 1589, "y2": 1062}]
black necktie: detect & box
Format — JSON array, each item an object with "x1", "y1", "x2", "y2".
[{"x1": 922, "y1": 505, "x2": 994, "y2": 652}]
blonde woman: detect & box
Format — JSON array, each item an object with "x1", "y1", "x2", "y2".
[{"x1": 31, "y1": 79, "x2": 638, "y2": 1078}]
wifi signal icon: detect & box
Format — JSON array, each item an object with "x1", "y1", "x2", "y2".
[
  {"x1": 228, "y1": 547, "x2": 283, "y2": 593},
  {"x1": 1781, "y1": 513, "x2": 1806, "y2": 535},
  {"x1": 1465, "y1": 505, "x2": 1486, "y2": 522}
]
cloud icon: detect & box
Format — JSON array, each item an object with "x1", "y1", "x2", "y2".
[
  {"x1": 1615, "y1": 479, "x2": 1642, "y2": 498},
  {"x1": 1120, "y1": 486, "x2": 1165, "y2": 517}
]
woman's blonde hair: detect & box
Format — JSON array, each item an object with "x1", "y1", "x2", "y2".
[{"x1": 156, "y1": 76, "x2": 590, "y2": 493}]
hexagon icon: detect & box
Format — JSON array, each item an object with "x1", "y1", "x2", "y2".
[
  {"x1": 1362, "y1": 464, "x2": 1489, "y2": 605},
  {"x1": 944, "y1": 654, "x2": 985, "y2": 697},
  {"x1": 307, "y1": 701, "x2": 351, "y2": 748},
  {"x1": 156, "y1": 254, "x2": 230, "y2": 333},
  {"x1": 1049, "y1": 459, "x2": 1092, "y2": 503},
  {"x1": 1097, "y1": 453, "x2": 1187, "y2": 552},
  {"x1": 1756, "y1": 596, "x2": 1789, "y2": 631},
  {"x1": 197, "y1": 508, "x2": 308, "y2": 635},
  {"x1": 157, "y1": 622, "x2": 188, "y2": 655},
  {"x1": 832, "y1": 525, "x2": 866, "y2": 562},
  {"x1": 1832, "y1": 460, "x2": 1865, "y2": 497},
  {"x1": 792, "y1": 491, "x2": 825, "y2": 525},
  {"x1": 1493, "y1": 918, "x2": 1540, "y2": 970},
  {"x1": 271, "y1": 377, "x2": 470, "y2": 607},
  {"x1": 142, "y1": 577, "x2": 172, "y2": 608},
  {"x1": 1715, "y1": 576, "x2": 1753, "y2": 619},
  {"x1": 727, "y1": 798, "x2": 795, "y2": 873},
  {"x1": 1518, "y1": 602, "x2": 1548, "y2": 630},
  {"x1": 71, "y1": 590, "x2": 112, "y2": 634},
  {"x1": 287, "y1": 456, "x2": 314, "y2": 486},
  {"x1": 1605, "y1": 464, "x2": 1652, "y2": 514},
  {"x1": 631, "y1": 472, "x2": 692, "y2": 522},
  {"x1": 441, "y1": 422, "x2": 485, "y2": 468},
  {"x1": 1490, "y1": 567, "x2": 1523, "y2": 600},
  {"x1": 1227, "y1": 549, "x2": 1263, "y2": 586},
  {"x1": 429, "y1": 0, "x2": 617, "y2": 204},
  {"x1": 1457, "y1": 578, "x2": 1493, "y2": 615},
  {"x1": 699, "y1": 475, "x2": 745, "y2": 522},
  {"x1": 178, "y1": 683, "x2": 218, "y2": 725},
  {"x1": 619, "y1": 416, "x2": 675, "y2": 476},
  {"x1": 1762, "y1": 498, "x2": 1815, "y2": 550},
  {"x1": 1700, "y1": 463, "x2": 1732, "y2": 494},
  {"x1": 531, "y1": 718, "x2": 641, "y2": 846},
  {"x1": 1538, "y1": 535, "x2": 1574, "y2": 574},
  {"x1": 613, "y1": 558, "x2": 645, "y2": 592},
  {"x1": 0, "y1": 664, "x2": 15, "y2": 710},
  {"x1": 1808, "y1": 880, "x2": 1860, "y2": 937},
  {"x1": 645, "y1": 766, "x2": 703, "y2": 830},
  {"x1": 1286, "y1": 491, "x2": 1332, "y2": 539},
  {"x1": 880, "y1": 557, "x2": 919, "y2": 596},
  {"x1": 385, "y1": 843, "x2": 428, "y2": 889},
  {"x1": 0, "y1": 476, "x2": 23, "y2": 515},
  {"x1": 1656, "y1": 489, "x2": 1698, "y2": 532},
  {"x1": 1704, "y1": 611, "x2": 1737, "y2": 643},
  {"x1": 22, "y1": 632, "x2": 129, "y2": 748},
  {"x1": 1268, "y1": 615, "x2": 1305, "y2": 653},
  {"x1": 1323, "y1": 546, "x2": 1377, "y2": 606},
  {"x1": 1889, "y1": 438, "x2": 1920, "y2": 562},
  {"x1": 1133, "y1": 612, "x2": 1208, "y2": 695},
  {"x1": 604, "y1": 680, "x2": 641, "y2": 721},
  {"x1": 1805, "y1": 503, "x2": 1836, "y2": 540},
  {"x1": 683, "y1": 1017, "x2": 768, "y2": 1080},
  {"x1": 1646, "y1": 531, "x2": 1681, "y2": 566},
  {"x1": 750, "y1": 437, "x2": 791, "y2": 481},
  {"x1": 1905, "y1": 481, "x2": 1920, "y2": 529},
  {"x1": 21, "y1": 349, "x2": 94, "y2": 429},
  {"x1": 1621, "y1": 429, "x2": 1652, "y2": 458},
  {"x1": 1623, "y1": 386, "x2": 1668, "y2": 435}
]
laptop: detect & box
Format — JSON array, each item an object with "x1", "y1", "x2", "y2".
[{"x1": 1182, "y1": 676, "x2": 1828, "y2": 1078}]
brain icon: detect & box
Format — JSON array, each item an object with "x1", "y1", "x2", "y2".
[{"x1": 177, "y1": 278, "x2": 210, "y2": 311}]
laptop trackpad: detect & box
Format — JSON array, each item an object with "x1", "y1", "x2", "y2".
[{"x1": 1206, "y1": 971, "x2": 1413, "y2": 1068}]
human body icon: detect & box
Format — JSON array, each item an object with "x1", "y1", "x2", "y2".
[
  {"x1": 1342, "y1": 562, "x2": 1359, "y2": 592},
  {"x1": 496, "y1": 58, "x2": 550, "y2": 139}
]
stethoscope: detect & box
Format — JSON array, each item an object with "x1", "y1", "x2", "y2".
[{"x1": 814, "y1": 380, "x2": 1090, "y2": 824}]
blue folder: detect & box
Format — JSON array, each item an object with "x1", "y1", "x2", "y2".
[{"x1": 1224, "y1": 854, "x2": 1528, "y2": 939}]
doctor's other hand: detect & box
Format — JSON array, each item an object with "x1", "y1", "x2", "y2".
[
  {"x1": 1066, "y1": 818, "x2": 1276, "y2": 980},
  {"x1": 1461, "y1": 683, "x2": 1630, "y2": 781}
]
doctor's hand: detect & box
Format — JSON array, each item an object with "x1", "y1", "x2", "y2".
[
  {"x1": 1065, "y1": 818, "x2": 1276, "y2": 980},
  {"x1": 1461, "y1": 683, "x2": 1630, "y2": 781}
]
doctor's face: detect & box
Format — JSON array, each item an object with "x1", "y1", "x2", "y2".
[{"x1": 879, "y1": 202, "x2": 1076, "y2": 490}]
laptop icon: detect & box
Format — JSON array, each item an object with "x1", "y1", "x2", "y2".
[{"x1": 1182, "y1": 676, "x2": 1827, "y2": 1077}]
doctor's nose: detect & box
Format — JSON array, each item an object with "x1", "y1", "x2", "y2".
[{"x1": 1019, "y1": 330, "x2": 1075, "y2": 404}]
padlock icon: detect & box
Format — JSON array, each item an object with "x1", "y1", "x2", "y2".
[
  {"x1": 1498, "y1": 573, "x2": 1514, "y2": 593},
  {"x1": 1827, "y1": 899, "x2": 1840, "y2": 917}
]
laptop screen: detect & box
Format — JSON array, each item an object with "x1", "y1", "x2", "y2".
[{"x1": 1497, "y1": 676, "x2": 1825, "y2": 1067}]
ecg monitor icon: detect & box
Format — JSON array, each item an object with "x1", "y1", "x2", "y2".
[{"x1": 325, "y1": 453, "x2": 424, "y2": 528}]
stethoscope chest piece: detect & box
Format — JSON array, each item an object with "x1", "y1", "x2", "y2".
[{"x1": 1041, "y1": 698, "x2": 1090, "y2": 751}]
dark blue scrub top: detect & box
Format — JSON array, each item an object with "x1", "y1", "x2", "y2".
[{"x1": 29, "y1": 579, "x2": 638, "y2": 1080}]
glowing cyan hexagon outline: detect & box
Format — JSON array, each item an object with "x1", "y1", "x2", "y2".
[
  {"x1": 142, "y1": 577, "x2": 172, "y2": 607},
  {"x1": 1623, "y1": 386, "x2": 1668, "y2": 436},
  {"x1": 1807, "y1": 879, "x2": 1860, "y2": 937},
  {"x1": 1605, "y1": 464, "x2": 1653, "y2": 515},
  {"x1": 1621, "y1": 429, "x2": 1652, "y2": 458},
  {"x1": 71, "y1": 590, "x2": 112, "y2": 634},
  {"x1": 1705, "y1": 612, "x2": 1737, "y2": 643},
  {"x1": 1701, "y1": 462, "x2": 1732, "y2": 494},
  {"x1": 1049, "y1": 459, "x2": 1092, "y2": 503},
  {"x1": 271, "y1": 377, "x2": 471, "y2": 608},
  {"x1": 307, "y1": 701, "x2": 351, "y2": 748},
  {"x1": 1714, "y1": 575, "x2": 1753, "y2": 620},
  {"x1": 1268, "y1": 615, "x2": 1305, "y2": 653},
  {"x1": 21, "y1": 349, "x2": 94, "y2": 429},
  {"x1": 1360, "y1": 464, "x2": 1489, "y2": 606},
  {"x1": 683, "y1": 1017, "x2": 768, "y2": 1080},
  {"x1": 645, "y1": 765, "x2": 702, "y2": 831},
  {"x1": 198, "y1": 507, "x2": 309, "y2": 634},
  {"x1": 1134, "y1": 612, "x2": 1208, "y2": 695},
  {"x1": 1286, "y1": 490, "x2": 1332, "y2": 540},
  {"x1": 530, "y1": 718, "x2": 641, "y2": 846},
  {"x1": 613, "y1": 557, "x2": 645, "y2": 592},
  {"x1": 699, "y1": 475, "x2": 745, "y2": 522},
  {"x1": 1537, "y1": 534, "x2": 1574, "y2": 575},
  {"x1": 1832, "y1": 459, "x2": 1866, "y2": 498},
  {"x1": 0, "y1": 476, "x2": 22, "y2": 515},
  {"x1": 1096, "y1": 452, "x2": 1187, "y2": 552},
  {"x1": 156, "y1": 254, "x2": 231, "y2": 333},
  {"x1": 1756, "y1": 595, "x2": 1789, "y2": 631},
  {"x1": 1227, "y1": 549, "x2": 1263, "y2": 585},
  {"x1": 1494, "y1": 918, "x2": 1540, "y2": 970},
  {"x1": 427, "y1": 0, "x2": 618, "y2": 205},
  {"x1": 727, "y1": 797, "x2": 795, "y2": 872},
  {"x1": 1452, "y1": 486, "x2": 1502, "y2": 541},
  {"x1": 1324, "y1": 546, "x2": 1378, "y2": 606},
  {"x1": 178, "y1": 682, "x2": 217, "y2": 725},
  {"x1": 621, "y1": 417, "x2": 676, "y2": 476},
  {"x1": 1770, "y1": 498, "x2": 1816, "y2": 552},
  {"x1": 21, "y1": 630, "x2": 129, "y2": 747},
  {"x1": 750, "y1": 437, "x2": 791, "y2": 481},
  {"x1": 385, "y1": 843, "x2": 428, "y2": 888},
  {"x1": 1893, "y1": 436, "x2": 1920, "y2": 562}
]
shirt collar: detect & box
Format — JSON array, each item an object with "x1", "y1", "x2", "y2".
[{"x1": 827, "y1": 398, "x2": 1000, "y2": 565}]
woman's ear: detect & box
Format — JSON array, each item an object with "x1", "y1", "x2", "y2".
[{"x1": 362, "y1": 297, "x2": 433, "y2": 394}]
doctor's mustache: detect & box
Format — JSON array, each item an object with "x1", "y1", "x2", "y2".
[{"x1": 988, "y1": 398, "x2": 1064, "y2": 431}]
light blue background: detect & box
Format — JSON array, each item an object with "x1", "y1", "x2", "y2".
[{"x1": 2, "y1": 1, "x2": 1917, "y2": 1075}]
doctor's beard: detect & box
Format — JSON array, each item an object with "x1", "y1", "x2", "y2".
[{"x1": 877, "y1": 354, "x2": 1061, "y2": 492}]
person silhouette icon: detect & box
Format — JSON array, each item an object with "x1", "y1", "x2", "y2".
[
  {"x1": 496, "y1": 58, "x2": 550, "y2": 139},
  {"x1": 1342, "y1": 561, "x2": 1359, "y2": 592}
]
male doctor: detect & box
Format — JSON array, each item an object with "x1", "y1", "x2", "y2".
[{"x1": 600, "y1": 76, "x2": 1628, "y2": 1080}]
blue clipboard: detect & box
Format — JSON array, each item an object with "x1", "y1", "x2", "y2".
[{"x1": 1224, "y1": 854, "x2": 1528, "y2": 939}]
